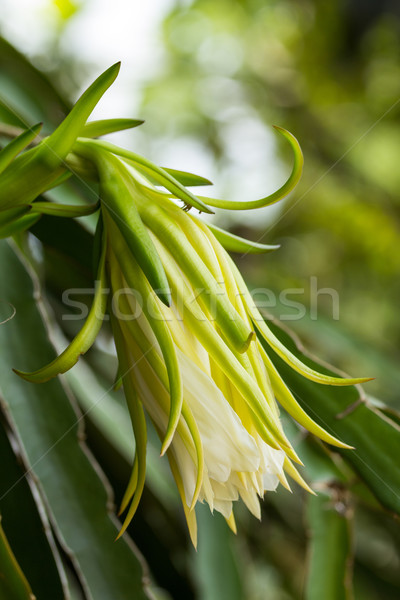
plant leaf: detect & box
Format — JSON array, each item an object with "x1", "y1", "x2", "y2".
[
  {"x1": 305, "y1": 491, "x2": 353, "y2": 600},
  {"x1": 0, "y1": 414, "x2": 68, "y2": 599},
  {"x1": 0, "y1": 517, "x2": 35, "y2": 600},
  {"x1": 0, "y1": 238, "x2": 152, "y2": 600}
]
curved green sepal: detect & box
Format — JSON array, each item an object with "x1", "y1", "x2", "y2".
[
  {"x1": 205, "y1": 221, "x2": 280, "y2": 254},
  {"x1": 30, "y1": 200, "x2": 99, "y2": 218},
  {"x1": 229, "y1": 254, "x2": 372, "y2": 386},
  {"x1": 119, "y1": 458, "x2": 138, "y2": 514},
  {"x1": 82, "y1": 118, "x2": 144, "y2": 138},
  {"x1": 112, "y1": 317, "x2": 147, "y2": 539},
  {"x1": 181, "y1": 403, "x2": 204, "y2": 510},
  {"x1": 0, "y1": 123, "x2": 42, "y2": 174},
  {"x1": 259, "y1": 343, "x2": 354, "y2": 449},
  {"x1": 284, "y1": 457, "x2": 316, "y2": 494},
  {"x1": 197, "y1": 127, "x2": 303, "y2": 210},
  {"x1": 256, "y1": 317, "x2": 372, "y2": 386},
  {"x1": 14, "y1": 241, "x2": 108, "y2": 382}
]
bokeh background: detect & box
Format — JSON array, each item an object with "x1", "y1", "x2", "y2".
[{"x1": 1, "y1": 1, "x2": 399, "y2": 598}]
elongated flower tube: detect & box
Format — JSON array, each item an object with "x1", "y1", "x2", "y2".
[{"x1": 6, "y1": 65, "x2": 372, "y2": 546}]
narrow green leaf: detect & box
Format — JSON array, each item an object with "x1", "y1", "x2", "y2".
[
  {"x1": 0, "y1": 239, "x2": 151, "y2": 600},
  {"x1": 0, "y1": 123, "x2": 42, "y2": 174},
  {"x1": 306, "y1": 491, "x2": 353, "y2": 600},
  {"x1": 0, "y1": 36, "x2": 70, "y2": 126},
  {"x1": 0, "y1": 518, "x2": 35, "y2": 600},
  {"x1": 82, "y1": 118, "x2": 144, "y2": 138}
]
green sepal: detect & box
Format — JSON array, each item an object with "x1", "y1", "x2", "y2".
[
  {"x1": 204, "y1": 221, "x2": 280, "y2": 254},
  {"x1": 82, "y1": 118, "x2": 144, "y2": 138},
  {"x1": 111, "y1": 316, "x2": 147, "y2": 539},
  {"x1": 13, "y1": 239, "x2": 108, "y2": 382},
  {"x1": 113, "y1": 363, "x2": 123, "y2": 392},
  {"x1": 0, "y1": 122, "x2": 42, "y2": 174},
  {"x1": 30, "y1": 200, "x2": 99, "y2": 218},
  {"x1": 92, "y1": 212, "x2": 104, "y2": 277},
  {"x1": 0, "y1": 206, "x2": 30, "y2": 227},
  {"x1": 159, "y1": 167, "x2": 212, "y2": 188},
  {"x1": 197, "y1": 127, "x2": 303, "y2": 210},
  {"x1": 259, "y1": 343, "x2": 353, "y2": 449},
  {"x1": 0, "y1": 212, "x2": 41, "y2": 239}
]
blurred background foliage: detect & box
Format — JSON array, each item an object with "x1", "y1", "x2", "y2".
[{"x1": 0, "y1": 1, "x2": 400, "y2": 599}]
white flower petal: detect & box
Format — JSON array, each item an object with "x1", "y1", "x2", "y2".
[{"x1": 177, "y1": 348, "x2": 261, "y2": 479}]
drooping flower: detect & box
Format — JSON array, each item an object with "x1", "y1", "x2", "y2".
[{"x1": 2, "y1": 65, "x2": 371, "y2": 545}]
